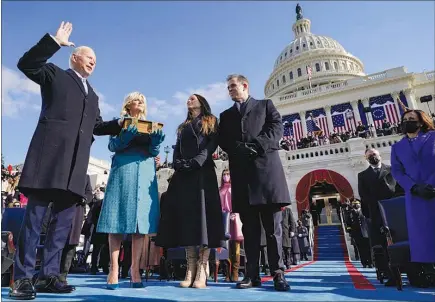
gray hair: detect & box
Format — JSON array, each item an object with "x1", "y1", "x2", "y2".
[{"x1": 69, "y1": 46, "x2": 95, "y2": 69}]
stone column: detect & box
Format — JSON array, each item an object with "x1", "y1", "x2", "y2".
[
  {"x1": 362, "y1": 97, "x2": 377, "y2": 137},
  {"x1": 300, "y1": 110, "x2": 307, "y2": 136},
  {"x1": 324, "y1": 105, "x2": 334, "y2": 135},
  {"x1": 350, "y1": 100, "x2": 362, "y2": 123},
  {"x1": 390, "y1": 91, "x2": 403, "y2": 116},
  {"x1": 404, "y1": 88, "x2": 417, "y2": 110}
]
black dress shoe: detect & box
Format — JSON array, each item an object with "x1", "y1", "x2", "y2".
[
  {"x1": 35, "y1": 275, "x2": 75, "y2": 293},
  {"x1": 60, "y1": 280, "x2": 76, "y2": 291},
  {"x1": 384, "y1": 279, "x2": 396, "y2": 287},
  {"x1": 9, "y1": 278, "x2": 36, "y2": 300},
  {"x1": 273, "y1": 273, "x2": 290, "y2": 291},
  {"x1": 236, "y1": 277, "x2": 262, "y2": 289}
]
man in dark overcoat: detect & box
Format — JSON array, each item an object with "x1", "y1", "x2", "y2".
[
  {"x1": 348, "y1": 201, "x2": 372, "y2": 267},
  {"x1": 358, "y1": 148, "x2": 397, "y2": 286},
  {"x1": 281, "y1": 206, "x2": 296, "y2": 269},
  {"x1": 59, "y1": 175, "x2": 93, "y2": 284},
  {"x1": 218, "y1": 74, "x2": 290, "y2": 291},
  {"x1": 9, "y1": 22, "x2": 121, "y2": 300}
]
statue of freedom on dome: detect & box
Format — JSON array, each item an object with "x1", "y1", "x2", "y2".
[{"x1": 296, "y1": 3, "x2": 303, "y2": 20}]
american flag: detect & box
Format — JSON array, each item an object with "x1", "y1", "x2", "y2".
[
  {"x1": 331, "y1": 103, "x2": 356, "y2": 133},
  {"x1": 370, "y1": 95, "x2": 400, "y2": 128},
  {"x1": 306, "y1": 65, "x2": 312, "y2": 80},
  {"x1": 283, "y1": 113, "x2": 303, "y2": 141},
  {"x1": 306, "y1": 109, "x2": 329, "y2": 136}
]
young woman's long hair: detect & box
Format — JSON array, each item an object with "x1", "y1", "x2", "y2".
[
  {"x1": 400, "y1": 109, "x2": 435, "y2": 134},
  {"x1": 177, "y1": 94, "x2": 217, "y2": 136}
]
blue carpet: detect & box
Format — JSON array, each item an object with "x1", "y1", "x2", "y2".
[
  {"x1": 3, "y1": 225, "x2": 434, "y2": 301},
  {"x1": 2, "y1": 263, "x2": 433, "y2": 301}
]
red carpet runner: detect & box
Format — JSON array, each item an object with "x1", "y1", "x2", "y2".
[{"x1": 339, "y1": 227, "x2": 376, "y2": 290}]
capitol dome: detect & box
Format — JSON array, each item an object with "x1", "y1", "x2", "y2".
[{"x1": 265, "y1": 5, "x2": 365, "y2": 98}]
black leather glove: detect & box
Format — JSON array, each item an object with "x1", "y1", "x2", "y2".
[
  {"x1": 175, "y1": 159, "x2": 200, "y2": 172},
  {"x1": 411, "y1": 184, "x2": 435, "y2": 200},
  {"x1": 235, "y1": 141, "x2": 259, "y2": 159},
  {"x1": 174, "y1": 159, "x2": 186, "y2": 171}
]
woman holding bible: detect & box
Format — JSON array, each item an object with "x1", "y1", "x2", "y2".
[{"x1": 97, "y1": 92, "x2": 165, "y2": 289}]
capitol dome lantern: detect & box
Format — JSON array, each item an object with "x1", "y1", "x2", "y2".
[{"x1": 265, "y1": 4, "x2": 365, "y2": 98}]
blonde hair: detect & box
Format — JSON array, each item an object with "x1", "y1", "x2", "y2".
[{"x1": 120, "y1": 92, "x2": 147, "y2": 120}]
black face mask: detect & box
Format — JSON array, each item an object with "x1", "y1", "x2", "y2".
[
  {"x1": 403, "y1": 121, "x2": 420, "y2": 134},
  {"x1": 368, "y1": 155, "x2": 380, "y2": 166}
]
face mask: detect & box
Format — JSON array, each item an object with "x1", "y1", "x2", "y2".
[
  {"x1": 223, "y1": 175, "x2": 230, "y2": 183},
  {"x1": 403, "y1": 121, "x2": 420, "y2": 134},
  {"x1": 95, "y1": 192, "x2": 104, "y2": 200},
  {"x1": 368, "y1": 155, "x2": 380, "y2": 166}
]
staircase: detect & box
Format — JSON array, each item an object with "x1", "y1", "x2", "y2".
[{"x1": 315, "y1": 225, "x2": 346, "y2": 261}]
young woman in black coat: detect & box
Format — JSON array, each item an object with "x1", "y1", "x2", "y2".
[{"x1": 156, "y1": 94, "x2": 225, "y2": 289}]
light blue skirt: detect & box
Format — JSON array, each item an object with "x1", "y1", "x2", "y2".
[{"x1": 97, "y1": 151, "x2": 160, "y2": 235}]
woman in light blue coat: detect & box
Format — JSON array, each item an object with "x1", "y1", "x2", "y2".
[{"x1": 97, "y1": 92, "x2": 165, "y2": 289}]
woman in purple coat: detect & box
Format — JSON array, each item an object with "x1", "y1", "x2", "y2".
[{"x1": 390, "y1": 109, "x2": 435, "y2": 265}]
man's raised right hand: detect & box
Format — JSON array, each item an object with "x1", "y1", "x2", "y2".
[{"x1": 54, "y1": 21, "x2": 75, "y2": 47}]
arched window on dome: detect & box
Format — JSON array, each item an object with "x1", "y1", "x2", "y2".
[
  {"x1": 290, "y1": 49, "x2": 293, "y2": 54},
  {"x1": 297, "y1": 68, "x2": 302, "y2": 77},
  {"x1": 289, "y1": 71, "x2": 293, "y2": 80},
  {"x1": 272, "y1": 84, "x2": 275, "y2": 90},
  {"x1": 303, "y1": 43, "x2": 306, "y2": 48},
  {"x1": 310, "y1": 41, "x2": 313, "y2": 46},
  {"x1": 325, "y1": 62, "x2": 330, "y2": 70},
  {"x1": 315, "y1": 63, "x2": 321, "y2": 72},
  {"x1": 296, "y1": 46, "x2": 299, "y2": 51},
  {"x1": 277, "y1": 79, "x2": 280, "y2": 87},
  {"x1": 341, "y1": 62, "x2": 346, "y2": 70},
  {"x1": 334, "y1": 62, "x2": 338, "y2": 70},
  {"x1": 282, "y1": 75, "x2": 286, "y2": 84}
]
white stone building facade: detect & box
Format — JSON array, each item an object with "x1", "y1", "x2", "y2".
[{"x1": 91, "y1": 6, "x2": 434, "y2": 220}]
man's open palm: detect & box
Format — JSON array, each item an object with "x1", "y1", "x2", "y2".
[{"x1": 55, "y1": 21, "x2": 75, "y2": 47}]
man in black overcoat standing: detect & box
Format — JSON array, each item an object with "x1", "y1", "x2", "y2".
[
  {"x1": 9, "y1": 22, "x2": 122, "y2": 300},
  {"x1": 59, "y1": 175, "x2": 94, "y2": 284},
  {"x1": 219, "y1": 74, "x2": 290, "y2": 291},
  {"x1": 358, "y1": 148, "x2": 397, "y2": 286}
]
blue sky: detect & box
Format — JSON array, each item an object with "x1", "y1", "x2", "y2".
[{"x1": 2, "y1": 1, "x2": 434, "y2": 166}]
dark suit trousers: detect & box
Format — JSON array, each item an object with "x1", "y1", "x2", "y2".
[
  {"x1": 59, "y1": 244, "x2": 77, "y2": 282},
  {"x1": 14, "y1": 192, "x2": 77, "y2": 280},
  {"x1": 240, "y1": 205, "x2": 284, "y2": 278}
]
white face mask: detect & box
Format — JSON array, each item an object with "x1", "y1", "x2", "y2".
[{"x1": 95, "y1": 192, "x2": 104, "y2": 200}]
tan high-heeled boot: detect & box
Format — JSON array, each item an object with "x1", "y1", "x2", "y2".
[
  {"x1": 231, "y1": 241, "x2": 241, "y2": 282},
  {"x1": 192, "y1": 247, "x2": 210, "y2": 289},
  {"x1": 180, "y1": 246, "x2": 198, "y2": 288}
]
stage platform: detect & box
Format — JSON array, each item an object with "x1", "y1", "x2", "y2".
[{"x1": 2, "y1": 260, "x2": 434, "y2": 301}]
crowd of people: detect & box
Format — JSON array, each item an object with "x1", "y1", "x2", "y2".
[
  {"x1": 2, "y1": 21, "x2": 434, "y2": 301},
  {"x1": 280, "y1": 119, "x2": 402, "y2": 151}
]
